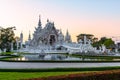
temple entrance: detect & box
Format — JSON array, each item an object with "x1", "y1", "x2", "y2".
[{"x1": 49, "y1": 35, "x2": 56, "y2": 45}]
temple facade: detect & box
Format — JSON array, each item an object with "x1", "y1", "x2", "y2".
[{"x1": 25, "y1": 16, "x2": 71, "y2": 49}]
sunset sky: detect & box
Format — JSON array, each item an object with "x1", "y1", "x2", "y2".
[{"x1": 0, "y1": 0, "x2": 120, "y2": 42}]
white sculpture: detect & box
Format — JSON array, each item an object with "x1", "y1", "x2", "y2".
[
  {"x1": 58, "y1": 29, "x2": 64, "y2": 44},
  {"x1": 115, "y1": 48, "x2": 118, "y2": 53},
  {"x1": 101, "y1": 44, "x2": 106, "y2": 53},
  {"x1": 79, "y1": 39, "x2": 83, "y2": 44},
  {"x1": 88, "y1": 39, "x2": 91, "y2": 45},
  {"x1": 3, "y1": 48, "x2": 6, "y2": 53}
]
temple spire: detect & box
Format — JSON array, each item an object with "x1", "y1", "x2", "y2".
[
  {"x1": 66, "y1": 29, "x2": 69, "y2": 36},
  {"x1": 60, "y1": 29, "x2": 62, "y2": 34},
  {"x1": 47, "y1": 19, "x2": 49, "y2": 22},
  {"x1": 38, "y1": 15, "x2": 42, "y2": 27},
  {"x1": 28, "y1": 31, "x2": 31, "y2": 41},
  {"x1": 65, "y1": 29, "x2": 71, "y2": 43},
  {"x1": 20, "y1": 31, "x2": 23, "y2": 43},
  {"x1": 20, "y1": 31, "x2": 23, "y2": 49}
]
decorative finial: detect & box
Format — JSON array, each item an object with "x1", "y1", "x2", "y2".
[
  {"x1": 39, "y1": 14, "x2": 41, "y2": 19},
  {"x1": 38, "y1": 14, "x2": 41, "y2": 27},
  {"x1": 66, "y1": 29, "x2": 69, "y2": 35},
  {"x1": 47, "y1": 19, "x2": 49, "y2": 22},
  {"x1": 28, "y1": 30, "x2": 31, "y2": 41},
  {"x1": 20, "y1": 31, "x2": 23, "y2": 36},
  {"x1": 59, "y1": 29, "x2": 62, "y2": 34},
  {"x1": 53, "y1": 22, "x2": 54, "y2": 25}
]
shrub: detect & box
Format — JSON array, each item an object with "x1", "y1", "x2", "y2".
[{"x1": 26, "y1": 69, "x2": 120, "y2": 80}]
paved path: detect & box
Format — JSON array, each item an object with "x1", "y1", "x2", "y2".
[{"x1": 0, "y1": 61, "x2": 120, "y2": 69}]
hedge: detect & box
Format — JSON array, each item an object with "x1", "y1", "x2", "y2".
[
  {"x1": 26, "y1": 69, "x2": 120, "y2": 80},
  {"x1": 0, "y1": 67, "x2": 120, "y2": 72}
]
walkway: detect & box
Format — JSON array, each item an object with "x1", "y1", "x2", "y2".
[{"x1": 0, "y1": 61, "x2": 120, "y2": 69}]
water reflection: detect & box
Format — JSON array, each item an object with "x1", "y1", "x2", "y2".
[
  {"x1": 14, "y1": 57, "x2": 27, "y2": 61},
  {"x1": 11, "y1": 54, "x2": 107, "y2": 61}
]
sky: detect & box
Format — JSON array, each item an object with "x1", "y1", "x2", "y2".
[{"x1": 0, "y1": 0, "x2": 120, "y2": 42}]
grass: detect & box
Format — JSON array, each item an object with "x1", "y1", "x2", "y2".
[
  {"x1": 71, "y1": 54, "x2": 120, "y2": 60},
  {"x1": 0, "y1": 72, "x2": 88, "y2": 80},
  {"x1": 0, "y1": 56, "x2": 19, "y2": 60},
  {"x1": 0, "y1": 53, "x2": 120, "y2": 80},
  {"x1": 0, "y1": 52, "x2": 14, "y2": 55},
  {"x1": 1, "y1": 53, "x2": 120, "y2": 79},
  {"x1": 32, "y1": 69, "x2": 120, "y2": 80},
  {"x1": 0, "y1": 66, "x2": 120, "y2": 80},
  {"x1": 0, "y1": 66, "x2": 119, "y2": 80}
]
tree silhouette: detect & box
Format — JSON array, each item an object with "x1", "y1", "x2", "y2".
[{"x1": 0, "y1": 27, "x2": 16, "y2": 52}]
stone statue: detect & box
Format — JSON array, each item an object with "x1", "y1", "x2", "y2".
[{"x1": 79, "y1": 39, "x2": 83, "y2": 44}]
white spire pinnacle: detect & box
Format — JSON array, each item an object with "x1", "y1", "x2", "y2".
[
  {"x1": 47, "y1": 19, "x2": 49, "y2": 22},
  {"x1": 20, "y1": 31, "x2": 23, "y2": 42},
  {"x1": 28, "y1": 30, "x2": 31, "y2": 41},
  {"x1": 38, "y1": 14, "x2": 42, "y2": 27}
]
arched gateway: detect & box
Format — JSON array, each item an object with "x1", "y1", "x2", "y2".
[{"x1": 49, "y1": 35, "x2": 56, "y2": 45}]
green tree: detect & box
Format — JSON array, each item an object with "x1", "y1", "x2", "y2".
[
  {"x1": 93, "y1": 37, "x2": 115, "y2": 49},
  {"x1": 0, "y1": 27, "x2": 16, "y2": 52},
  {"x1": 104, "y1": 39, "x2": 115, "y2": 48}
]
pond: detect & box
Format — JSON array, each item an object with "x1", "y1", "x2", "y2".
[{"x1": 10, "y1": 53, "x2": 108, "y2": 61}]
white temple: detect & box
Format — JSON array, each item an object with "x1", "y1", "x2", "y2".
[{"x1": 18, "y1": 15, "x2": 106, "y2": 54}]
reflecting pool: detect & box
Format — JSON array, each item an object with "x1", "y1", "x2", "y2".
[{"x1": 10, "y1": 54, "x2": 108, "y2": 61}]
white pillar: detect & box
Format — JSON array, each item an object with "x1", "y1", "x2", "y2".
[
  {"x1": 20, "y1": 42, "x2": 23, "y2": 49},
  {"x1": 11, "y1": 42, "x2": 13, "y2": 51},
  {"x1": 115, "y1": 48, "x2": 118, "y2": 53},
  {"x1": 4, "y1": 48, "x2": 6, "y2": 52},
  {"x1": 84, "y1": 35, "x2": 87, "y2": 44}
]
